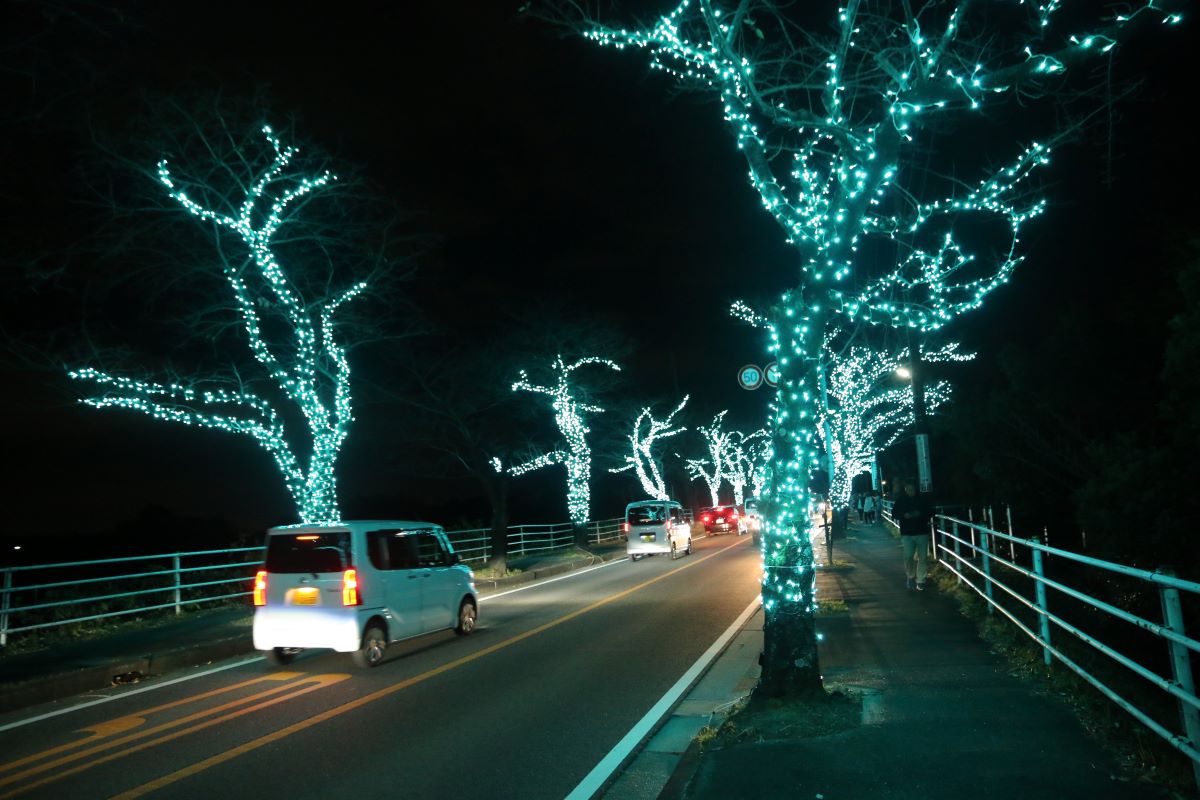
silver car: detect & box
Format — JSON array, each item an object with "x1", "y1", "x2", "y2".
[
  {"x1": 252, "y1": 520, "x2": 477, "y2": 668},
  {"x1": 625, "y1": 500, "x2": 692, "y2": 561}
]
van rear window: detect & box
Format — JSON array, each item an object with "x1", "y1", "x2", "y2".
[
  {"x1": 628, "y1": 506, "x2": 667, "y2": 525},
  {"x1": 264, "y1": 532, "x2": 351, "y2": 573}
]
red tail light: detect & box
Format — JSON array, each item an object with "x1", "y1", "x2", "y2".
[
  {"x1": 253, "y1": 571, "x2": 267, "y2": 606},
  {"x1": 623, "y1": 522, "x2": 630, "y2": 533},
  {"x1": 342, "y1": 568, "x2": 360, "y2": 606},
  {"x1": 702, "y1": 514, "x2": 712, "y2": 522}
]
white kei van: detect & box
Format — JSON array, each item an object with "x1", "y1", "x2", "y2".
[
  {"x1": 625, "y1": 500, "x2": 692, "y2": 561},
  {"x1": 252, "y1": 520, "x2": 477, "y2": 668}
]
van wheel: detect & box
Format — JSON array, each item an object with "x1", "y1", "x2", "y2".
[
  {"x1": 265, "y1": 647, "x2": 295, "y2": 666},
  {"x1": 686, "y1": 538, "x2": 693, "y2": 555},
  {"x1": 352, "y1": 625, "x2": 387, "y2": 668},
  {"x1": 455, "y1": 599, "x2": 477, "y2": 635},
  {"x1": 630, "y1": 554, "x2": 641, "y2": 562},
  {"x1": 670, "y1": 540, "x2": 678, "y2": 560}
]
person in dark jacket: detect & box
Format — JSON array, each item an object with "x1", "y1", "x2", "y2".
[{"x1": 892, "y1": 482, "x2": 933, "y2": 590}]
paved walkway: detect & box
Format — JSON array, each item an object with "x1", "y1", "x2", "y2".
[{"x1": 673, "y1": 522, "x2": 1173, "y2": 799}]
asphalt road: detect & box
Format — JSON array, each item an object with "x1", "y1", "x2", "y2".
[{"x1": 0, "y1": 533, "x2": 760, "y2": 800}]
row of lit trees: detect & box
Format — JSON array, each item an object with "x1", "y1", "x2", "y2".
[
  {"x1": 552, "y1": 0, "x2": 1186, "y2": 700},
  {"x1": 64, "y1": 0, "x2": 1185, "y2": 708},
  {"x1": 64, "y1": 119, "x2": 969, "y2": 536}
]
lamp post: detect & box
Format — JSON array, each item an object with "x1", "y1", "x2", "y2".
[{"x1": 898, "y1": 331, "x2": 933, "y2": 495}]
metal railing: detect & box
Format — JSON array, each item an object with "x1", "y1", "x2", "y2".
[
  {"x1": 0, "y1": 514, "x2": 657, "y2": 646},
  {"x1": 931, "y1": 513, "x2": 1200, "y2": 785},
  {"x1": 0, "y1": 548, "x2": 262, "y2": 646},
  {"x1": 445, "y1": 517, "x2": 626, "y2": 564}
]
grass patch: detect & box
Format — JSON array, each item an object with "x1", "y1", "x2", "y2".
[
  {"x1": 697, "y1": 687, "x2": 862, "y2": 749},
  {"x1": 816, "y1": 599, "x2": 850, "y2": 616}
]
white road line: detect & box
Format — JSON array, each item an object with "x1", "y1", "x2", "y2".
[
  {"x1": 478, "y1": 556, "x2": 627, "y2": 602},
  {"x1": 0, "y1": 654, "x2": 265, "y2": 733},
  {"x1": 564, "y1": 595, "x2": 761, "y2": 800}
]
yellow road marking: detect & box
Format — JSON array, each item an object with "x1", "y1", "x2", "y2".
[
  {"x1": 113, "y1": 537, "x2": 747, "y2": 799},
  {"x1": 0, "y1": 673, "x2": 301, "y2": 775},
  {"x1": 0, "y1": 674, "x2": 348, "y2": 799}
]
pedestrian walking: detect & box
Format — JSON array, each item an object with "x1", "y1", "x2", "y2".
[
  {"x1": 863, "y1": 492, "x2": 878, "y2": 524},
  {"x1": 892, "y1": 482, "x2": 933, "y2": 590}
]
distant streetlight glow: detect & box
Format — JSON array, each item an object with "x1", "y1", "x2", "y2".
[{"x1": 896, "y1": 366, "x2": 912, "y2": 380}]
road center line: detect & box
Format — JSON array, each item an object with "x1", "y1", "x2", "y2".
[{"x1": 110, "y1": 537, "x2": 748, "y2": 799}]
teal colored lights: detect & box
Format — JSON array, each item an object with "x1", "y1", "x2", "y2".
[
  {"x1": 70, "y1": 125, "x2": 367, "y2": 525},
  {"x1": 509, "y1": 355, "x2": 621, "y2": 526}
]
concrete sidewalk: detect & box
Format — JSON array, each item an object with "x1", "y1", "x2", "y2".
[
  {"x1": 0, "y1": 543, "x2": 630, "y2": 716},
  {"x1": 668, "y1": 522, "x2": 1173, "y2": 799}
]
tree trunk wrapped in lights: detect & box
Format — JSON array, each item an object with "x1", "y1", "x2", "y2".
[
  {"x1": 562, "y1": 0, "x2": 1186, "y2": 700},
  {"x1": 69, "y1": 125, "x2": 378, "y2": 525},
  {"x1": 611, "y1": 395, "x2": 689, "y2": 500},
  {"x1": 509, "y1": 354, "x2": 621, "y2": 528}
]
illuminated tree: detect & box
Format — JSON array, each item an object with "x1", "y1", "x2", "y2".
[
  {"x1": 611, "y1": 395, "x2": 689, "y2": 500},
  {"x1": 724, "y1": 428, "x2": 768, "y2": 507},
  {"x1": 745, "y1": 432, "x2": 772, "y2": 500},
  {"x1": 509, "y1": 354, "x2": 621, "y2": 527},
  {"x1": 686, "y1": 411, "x2": 733, "y2": 506},
  {"x1": 562, "y1": 0, "x2": 1185, "y2": 698},
  {"x1": 819, "y1": 338, "x2": 973, "y2": 506},
  {"x1": 69, "y1": 124, "x2": 381, "y2": 525}
]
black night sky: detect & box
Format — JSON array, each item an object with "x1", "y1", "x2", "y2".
[{"x1": 3, "y1": 2, "x2": 1199, "y2": 554}]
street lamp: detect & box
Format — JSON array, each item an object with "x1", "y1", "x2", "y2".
[{"x1": 897, "y1": 339, "x2": 932, "y2": 495}]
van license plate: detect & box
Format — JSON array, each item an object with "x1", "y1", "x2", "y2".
[
  {"x1": 641, "y1": 534, "x2": 655, "y2": 541},
  {"x1": 292, "y1": 588, "x2": 319, "y2": 605}
]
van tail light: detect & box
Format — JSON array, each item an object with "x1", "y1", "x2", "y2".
[
  {"x1": 342, "y1": 569, "x2": 360, "y2": 606},
  {"x1": 253, "y1": 571, "x2": 267, "y2": 606},
  {"x1": 623, "y1": 522, "x2": 630, "y2": 533}
]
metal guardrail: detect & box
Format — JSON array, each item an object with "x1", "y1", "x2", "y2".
[
  {"x1": 445, "y1": 517, "x2": 627, "y2": 564},
  {"x1": 0, "y1": 548, "x2": 262, "y2": 646},
  {"x1": 0, "y1": 514, "x2": 657, "y2": 646},
  {"x1": 930, "y1": 513, "x2": 1200, "y2": 785}
]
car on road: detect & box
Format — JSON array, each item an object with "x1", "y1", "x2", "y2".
[
  {"x1": 744, "y1": 499, "x2": 763, "y2": 545},
  {"x1": 699, "y1": 505, "x2": 747, "y2": 536},
  {"x1": 252, "y1": 520, "x2": 478, "y2": 668},
  {"x1": 625, "y1": 500, "x2": 692, "y2": 560}
]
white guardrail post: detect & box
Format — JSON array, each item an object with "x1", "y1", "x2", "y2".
[
  {"x1": 1, "y1": 568, "x2": 11, "y2": 647},
  {"x1": 173, "y1": 554, "x2": 182, "y2": 616},
  {"x1": 1030, "y1": 542, "x2": 1052, "y2": 666},
  {"x1": 1159, "y1": 569, "x2": 1200, "y2": 788},
  {"x1": 952, "y1": 520, "x2": 962, "y2": 584},
  {"x1": 979, "y1": 526, "x2": 994, "y2": 614}
]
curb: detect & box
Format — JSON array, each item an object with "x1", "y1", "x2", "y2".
[{"x1": 657, "y1": 736, "x2": 705, "y2": 800}]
